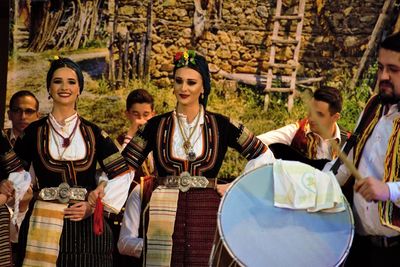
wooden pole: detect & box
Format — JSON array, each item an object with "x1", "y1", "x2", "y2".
[
  {"x1": 0, "y1": 0, "x2": 9, "y2": 129},
  {"x1": 144, "y1": 0, "x2": 153, "y2": 82}
]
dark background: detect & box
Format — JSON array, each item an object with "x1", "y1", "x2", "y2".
[{"x1": 0, "y1": 0, "x2": 9, "y2": 129}]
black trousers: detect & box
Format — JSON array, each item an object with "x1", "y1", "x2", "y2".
[{"x1": 344, "y1": 234, "x2": 400, "y2": 267}]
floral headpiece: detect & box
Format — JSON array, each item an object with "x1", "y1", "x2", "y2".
[
  {"x1": 48, "y1": 55, "x2": 60, "y2": 64},
  {"x1": 174, "y1": 50, "x2": 197, "y2": 67}
]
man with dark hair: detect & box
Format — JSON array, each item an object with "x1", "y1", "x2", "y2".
[
  {"x1": 109, "y1": 89, "x2": 155, "y2": 266},
  {"x1": 2, "y1": 90, "x2": 37, "y2": 265},
  {"x1": 258, "y1": 86, "x2": 348, "y2": 164},
  {"x1": 6, "y1": 90, "x2": 40, "y2": 144},
  {"x1": 327, "y1": 32, "x2": 400, "y2": 267}
]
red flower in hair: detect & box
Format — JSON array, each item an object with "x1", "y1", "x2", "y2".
[
  {"x1": 175, "y1": 52, "x2": 184, "y2": 62},
  {"x1": 174, "y1": 50, "x2": 196, "y2": 67}
]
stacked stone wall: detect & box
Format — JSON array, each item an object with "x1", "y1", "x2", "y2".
[{"x1": 114, "y1": 0, "x2": 392, "y2": 87}]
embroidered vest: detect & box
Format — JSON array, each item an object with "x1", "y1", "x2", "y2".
[
  {"x1": 291, "y1": 118, "x2": 349, "y2": 160},
  {"x1": 350, "y1": 95, "x2": 400, "y2": 231}
]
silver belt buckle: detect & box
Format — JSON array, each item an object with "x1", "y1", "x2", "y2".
[
  {"x1": 166, "y1": 172, "x2": 208, "y2": 192},
  {"x1": 39, "y1": 183, "x2": 87, "y2": 203}
]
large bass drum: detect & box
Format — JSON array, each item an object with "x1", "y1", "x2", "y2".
[{"x1": 210, "y1": 164, "x2": 354, "y2": 267}]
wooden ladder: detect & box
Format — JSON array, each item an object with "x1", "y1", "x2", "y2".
[{"x1": 264, "y1": 0, "x2": 306, "y2": 111}]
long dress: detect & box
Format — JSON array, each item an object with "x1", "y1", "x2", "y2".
[
  {"x1": 121, "y1": 108, "x2": 274, "y2": 266},
  {"x1": 13, "y1": 114, "x2": 130, "y2": 267}
]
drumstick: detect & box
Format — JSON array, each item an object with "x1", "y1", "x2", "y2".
[{"x1": 307, "y1": 97, "x2": 363, "y2": 181}]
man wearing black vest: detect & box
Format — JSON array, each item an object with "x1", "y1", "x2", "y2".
[{"x1": 258, "y1": 86, "x2": 349, "y2": 169}]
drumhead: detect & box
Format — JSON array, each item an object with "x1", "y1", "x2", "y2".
[{"x1": 217, "y1": 164, "x2": 354, "y2": 267}]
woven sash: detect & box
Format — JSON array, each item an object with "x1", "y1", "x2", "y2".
[
  {"x1": 0, "y1": 205, "x2": 11, "y2": 266},
  {"x1": 351, "y1": 97, "x2": 400, "y2": 231},
  {"x1": 23, "y1": 200, "x2": 67, "y2": 267},
  {"x1": 145, "y1": 188, "x2": 179, "y2": 267},
  {"x1": 379, "y1": 118, "x2": 400, "y2": 231}
]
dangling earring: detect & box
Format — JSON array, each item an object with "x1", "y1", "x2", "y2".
[{"x1": 48, "y1": 94, "x2": 52, "y2": 100}]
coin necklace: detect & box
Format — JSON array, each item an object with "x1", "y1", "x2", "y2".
[{"x1": 176, "y1": 109, "x2": 201, "y2": 161}]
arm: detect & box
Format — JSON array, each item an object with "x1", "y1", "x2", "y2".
[
  {"x1": 216, "y1": 118, "x2": 276, "y2": 195},
  {"x1": 118, "y1": 185, "x2": 143, "y2": 258},
  {"x1": 122, "y1": 119, "x2": 154, "y2": 171},
  {"x1": 257, "y1": 123, "x2": 298, "y2": 146},
  {"x1": 89, "y1": 127, "x2": 131, "y2": 206}
]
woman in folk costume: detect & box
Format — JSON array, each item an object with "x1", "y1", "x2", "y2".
[
  {"x1": 118, "y1": 50, "x2": 276, "y2": 266},
  {"x1": 10, "y1": 57, "x2": 132, "y2": 267}
]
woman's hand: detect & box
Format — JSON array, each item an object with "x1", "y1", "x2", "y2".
[
  {"x1": 216, "y1": 183, "x2": 231, "y2": 196},
  {"x1": 64, "y1": 201, "x2": 93, "y2": 221},
  {"x1": 88, "y1": 181, "x2": 106, "y2": 207}
]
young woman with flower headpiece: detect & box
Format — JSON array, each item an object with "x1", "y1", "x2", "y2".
[
  {"x1": 119, "y1": 50, "x2": 276, "y2": 266},
  {"x1": 3, "y1": 57, "x2": 133, "y2": 267}
]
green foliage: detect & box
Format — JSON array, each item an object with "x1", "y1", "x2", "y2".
[
  {"x1": 338, "y1": 63, "x2": 376, "y2": 132},
  {"x1": 78, "y1": 95, "x2": 126, "y2": 139}
]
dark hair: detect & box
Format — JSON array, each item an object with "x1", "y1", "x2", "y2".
[
  {"x1": 380, "y1": 32, "x2": 400, "y2": 53},
  {"x1": 313, "y1": 86, "x2": 343, "y2": 115},
  {"x1": 173, "y1": 50, "x2": 211, "y2": 108},
  {"x1": 9, "y1": 90, "x2": 39, "y2": 111},
  {"x1": 126, "y1": 89, "x2": 154, "y2": 111},
  {"x1": 46, "y1": 57, "x2": 84, "y2": 93}
]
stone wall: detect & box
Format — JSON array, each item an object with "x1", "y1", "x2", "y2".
[{"x1": 113, "y1": 0, "x2": 395, "y2": 88}]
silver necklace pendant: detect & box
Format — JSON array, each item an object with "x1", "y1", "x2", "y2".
[{"x1": 187, "y1": 150, "x2": 196, "y2": 161}]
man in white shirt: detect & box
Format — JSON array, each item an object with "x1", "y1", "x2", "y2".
[
  {"x1": 258, "y1": 86, "x2": 348, "y2": 166},
  {"x1": 326, "y1": 32, "x2": 400, "y2": 267}
]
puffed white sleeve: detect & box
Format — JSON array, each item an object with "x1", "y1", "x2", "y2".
[{"x1": 117, "y1": 185, "x2": 143, "y2": 258}]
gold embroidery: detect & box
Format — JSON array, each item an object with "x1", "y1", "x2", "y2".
[
  {"x1": 101, "y1": 130, "x2": 109, "y2": 138},
  {"x1": 132, "y1": 135, "x2": 147, "y2": 150},
  {"x1": 103, "y1": 152, "x2": 124, "y2": 166},
  {"x1": 238, "y1": 127, "x2": 251, "y2": 146},
  {"x1": 230, "y1": 119, "x2": 250, "y2": 146}
]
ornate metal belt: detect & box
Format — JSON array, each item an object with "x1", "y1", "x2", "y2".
[
  {"x1": 158, "y1": 172, "x2": 216, "y2": 192},
  {"x1": 39, "y1": 183, "x2": 87, "y2": 203}
]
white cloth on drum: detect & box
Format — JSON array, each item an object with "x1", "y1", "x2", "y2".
[{"x1": 273, "y1": 159, "x2": 345, "y2": 213}]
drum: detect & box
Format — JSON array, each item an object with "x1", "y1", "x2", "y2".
[{"x1": 210, "y1": 164, "x2": 354, "y2": 267}]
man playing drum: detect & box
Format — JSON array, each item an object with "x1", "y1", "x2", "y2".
[
  {"x1": 258, "y1": 86, "x2": 349, "y2": 167},
  {"x1": 326, "y1": 32, "x2": 400, "y2": 267}
]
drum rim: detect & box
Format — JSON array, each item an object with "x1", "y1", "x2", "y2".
[{"x1": 215, "y1": 163, "x2": 355, "y2": 267}]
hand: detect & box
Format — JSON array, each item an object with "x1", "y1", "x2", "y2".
[
  {"x1": 127, "y1": 118, "x2": 147, "y2": 137},
  {"x1": 354, "y1": 177, "x2": 390, "y2": 202},
  {"x1": 216, "y1": 183, "x2": 231, "y2": 196},
  {"x1": 88, "y1": 182, "x2": 106, "y2": 207},
  {"x1": 0, "y1": 194, "x2": 7, "y2": 205},
  {"x1": 64, "y1": 201, "x2": 93, "y2": 221},
  {"x1": 19, "y1": 186, "x2": 33, "y2": 212},
  {"x1": 0, "y1": 180, "x2": 14, "y2": 198}
]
